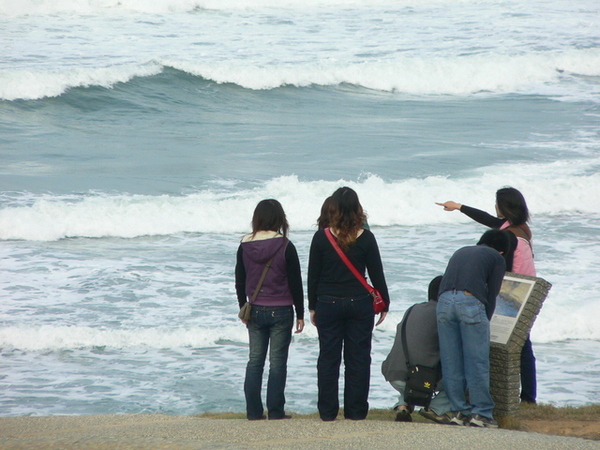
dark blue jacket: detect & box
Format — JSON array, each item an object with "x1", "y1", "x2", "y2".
[{"x1": 439, "y1": 245, "x2": 506, "y2": 319}]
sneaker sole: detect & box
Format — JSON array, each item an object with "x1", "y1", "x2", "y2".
[
  {"x1": 419, "y1": 410, "x2": 451, "y2": 425},
  {"x1": 469, "y1": 419, "x2": 498, "y2": 428},
  {"x1": 449, "y1": 420, "x2": 466, "y2": 426}
]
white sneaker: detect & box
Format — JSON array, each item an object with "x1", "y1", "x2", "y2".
[{"x1": 449, "y1": 412, "x2": 469, "y2": 426}]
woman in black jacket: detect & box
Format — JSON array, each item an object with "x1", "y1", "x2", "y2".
[{"x1": 308, "y1": 187, "x2": 389, "y2": 421}]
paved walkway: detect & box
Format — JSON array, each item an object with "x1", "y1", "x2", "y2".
[{"x1": 1, "y1": 414, "x2": 598, "y2": 449}]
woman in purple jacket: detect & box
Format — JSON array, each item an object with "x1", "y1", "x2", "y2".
[{"x1": 235, "y1": 199, "x2": 305, "y2": 420}]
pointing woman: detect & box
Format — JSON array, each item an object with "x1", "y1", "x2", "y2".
[{"x1": 436, "y1": 186, "x2": 537, "y2": 404}]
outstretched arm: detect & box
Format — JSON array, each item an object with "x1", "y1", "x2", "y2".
[
  {"x1": 435, "y1": 201, "x2": 462, "y2": 211},
  {"x1": 436, "y1": 201, "x2": 505, "y2": 228}
]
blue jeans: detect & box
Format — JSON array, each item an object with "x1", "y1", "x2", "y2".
[
  {"x1": 244, "y1": 305, "x2": 294, "y2": 420},
  {"x1": 436, "y1": 290, "x2": 495, "y2": 419},
  {"x1": 390, "y1": 379, "x2": 452, "y2": 416},
  {"x1": 315, "y1": 293, "x2": 374, "y2": 421}
]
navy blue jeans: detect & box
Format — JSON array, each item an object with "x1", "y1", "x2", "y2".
[
  {"x1": 520, "y1": 335, "x2": 537, "y2": 403},
  {"x1": 244, "y1": 305, "x2": 293, "y2": 420},
  {"x1": 315, "y1": 293, "x2": 374, "y2": 421}
]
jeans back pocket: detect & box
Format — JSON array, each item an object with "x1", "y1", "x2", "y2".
[{"x1": 457, "y1": 299, "x2": 485, "y2": 324}]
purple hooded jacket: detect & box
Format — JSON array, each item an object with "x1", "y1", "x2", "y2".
[{"x1": 235, "y1": 233, "x2": 304, "y2": 320}]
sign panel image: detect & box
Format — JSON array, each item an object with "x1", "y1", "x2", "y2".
[{"x1": 490, "y1": 275, "x2": 536, "y2": 345}]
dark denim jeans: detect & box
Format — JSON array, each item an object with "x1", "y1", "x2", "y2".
[
  {"x1": 520, "y1": 335, "x2": 537, "y2": 403},
  {"x1": 244, "y1": 305, "x2": 294, "y2": 420},
  {"x1": 315, "y1": 293, "x2": 374, "y2": 421}
]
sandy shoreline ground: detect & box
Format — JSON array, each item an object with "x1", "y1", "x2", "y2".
[{"x1": 1, "y1": 414, "x2": 598, "y2": 450}]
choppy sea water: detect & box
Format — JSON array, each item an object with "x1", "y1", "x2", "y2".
[{"x1": 1, "y1": 0, "x2": 599, "y2": 416}]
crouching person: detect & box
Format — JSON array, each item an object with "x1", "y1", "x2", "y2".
[{"x1": 381, "y1": 276, "x2": 451, "y2": 423}]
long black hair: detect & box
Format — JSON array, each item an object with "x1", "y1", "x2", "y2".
[
  {"x1": 251, "y1": 199, "x2": 289, "y2": 237},
  {"x1": 496, "y1": 187, "x2": 529, "y2": 226}
]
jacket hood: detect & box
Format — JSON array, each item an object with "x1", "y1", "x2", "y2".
[{"x1": 241, "y1": 232, "x2": 287, "y2": 264}]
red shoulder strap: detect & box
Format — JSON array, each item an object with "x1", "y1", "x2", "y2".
[{"x1": 324, "y1": 228, "x2": 373, "y2": 293}]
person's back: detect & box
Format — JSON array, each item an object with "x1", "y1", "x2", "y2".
[
  {"x1": 382, "y1": 276, "x2": 451, "y2": 423},
  {"x1": 502, "y1": 222, "x2": 536, "y2": 276},
  {"x1": 382, "y1": 301, "x2": 439, "y2": 382},
  {"x1": 308, "y1": 186, "x2": 389, "y2": 422},
  {"x1": 239, "y1": 232, "x2": 293, "y2": 305},
  {"x1": 235, "y1": 199, "x2": 304, "y2": 421},
  {"x1": 436, "y1": 230, "x2": 509, "y2": 428},
  {"x1": 438, "y1": 244, "x2": 506, "y2": 320}
]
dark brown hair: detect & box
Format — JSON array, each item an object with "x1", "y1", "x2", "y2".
[
  {"x1": 251, "y1": 199, "x2": 289, "y2": 237},
  {"x1": 317, "y1": 196, "x2": 333, "y2": 229},
  {"x1": 328, "y1": 187, "x2": 366, "y2": 250}
]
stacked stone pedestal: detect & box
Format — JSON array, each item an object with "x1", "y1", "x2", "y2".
[
  {"x1": 490, "y1": 345, "x2": 522, "y2": 415},
  {"x1": 489, "y1": 274, "x2": 551, "y2": 416}
]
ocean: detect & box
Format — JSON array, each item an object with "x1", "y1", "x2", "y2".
[{"x1": 1, "y1": 0, "x2": 599, "y2": 417}]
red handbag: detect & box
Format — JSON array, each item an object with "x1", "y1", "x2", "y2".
[{"x1": 324, "y1": 228, "x2": 387, "y2": 314}]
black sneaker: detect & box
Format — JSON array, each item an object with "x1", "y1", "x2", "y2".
[
  {"x1": 449, "y1": 411, "x2": 469, "y2": 426},
  {"x1": 469, "y1": 414, "x2": 498, "y2": 428}
]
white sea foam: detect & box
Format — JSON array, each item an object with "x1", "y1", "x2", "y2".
[
  {"x1": 533, "y1": 290, "x2": 600, "y2": 343},
  {"x1": 2, "y1": 50, "x2": 599, "y2": 101},
  {"x1": 165, "y1": 51, "x2": 600, "y2": 95},
  {"x1": 1, "y1": 159, "x2": 599, "y2": 240},
  {"x1": 2, "y1": 304, "x2": 596, "y2": 351},
  {"x1": 3, "y1": 0, "x2": 599, "y2": 101},
  {"x1": 0, "y1": 0, "x2": 476, "y2": 16},
  {"x1": 0, "y1": 324, "x2": 249, "y2": 351},
  {"x1": 0, "y1": 64, "x2": 162, "y2": 101}
]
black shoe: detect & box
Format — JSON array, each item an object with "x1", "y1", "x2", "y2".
[
  {"x1": 394, "y1": 406, "x2": 412, "y2": 422},
  {"x1": 269, "y1": 414, "x2": 292, "y2": 420},
  {"x1": 248, "y1": 415, "x2": 266, "y2": 421}
]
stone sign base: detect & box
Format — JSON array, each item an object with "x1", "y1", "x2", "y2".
[{"x1": 490, "y1": 274, "x2": 552, "y2": 416}]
